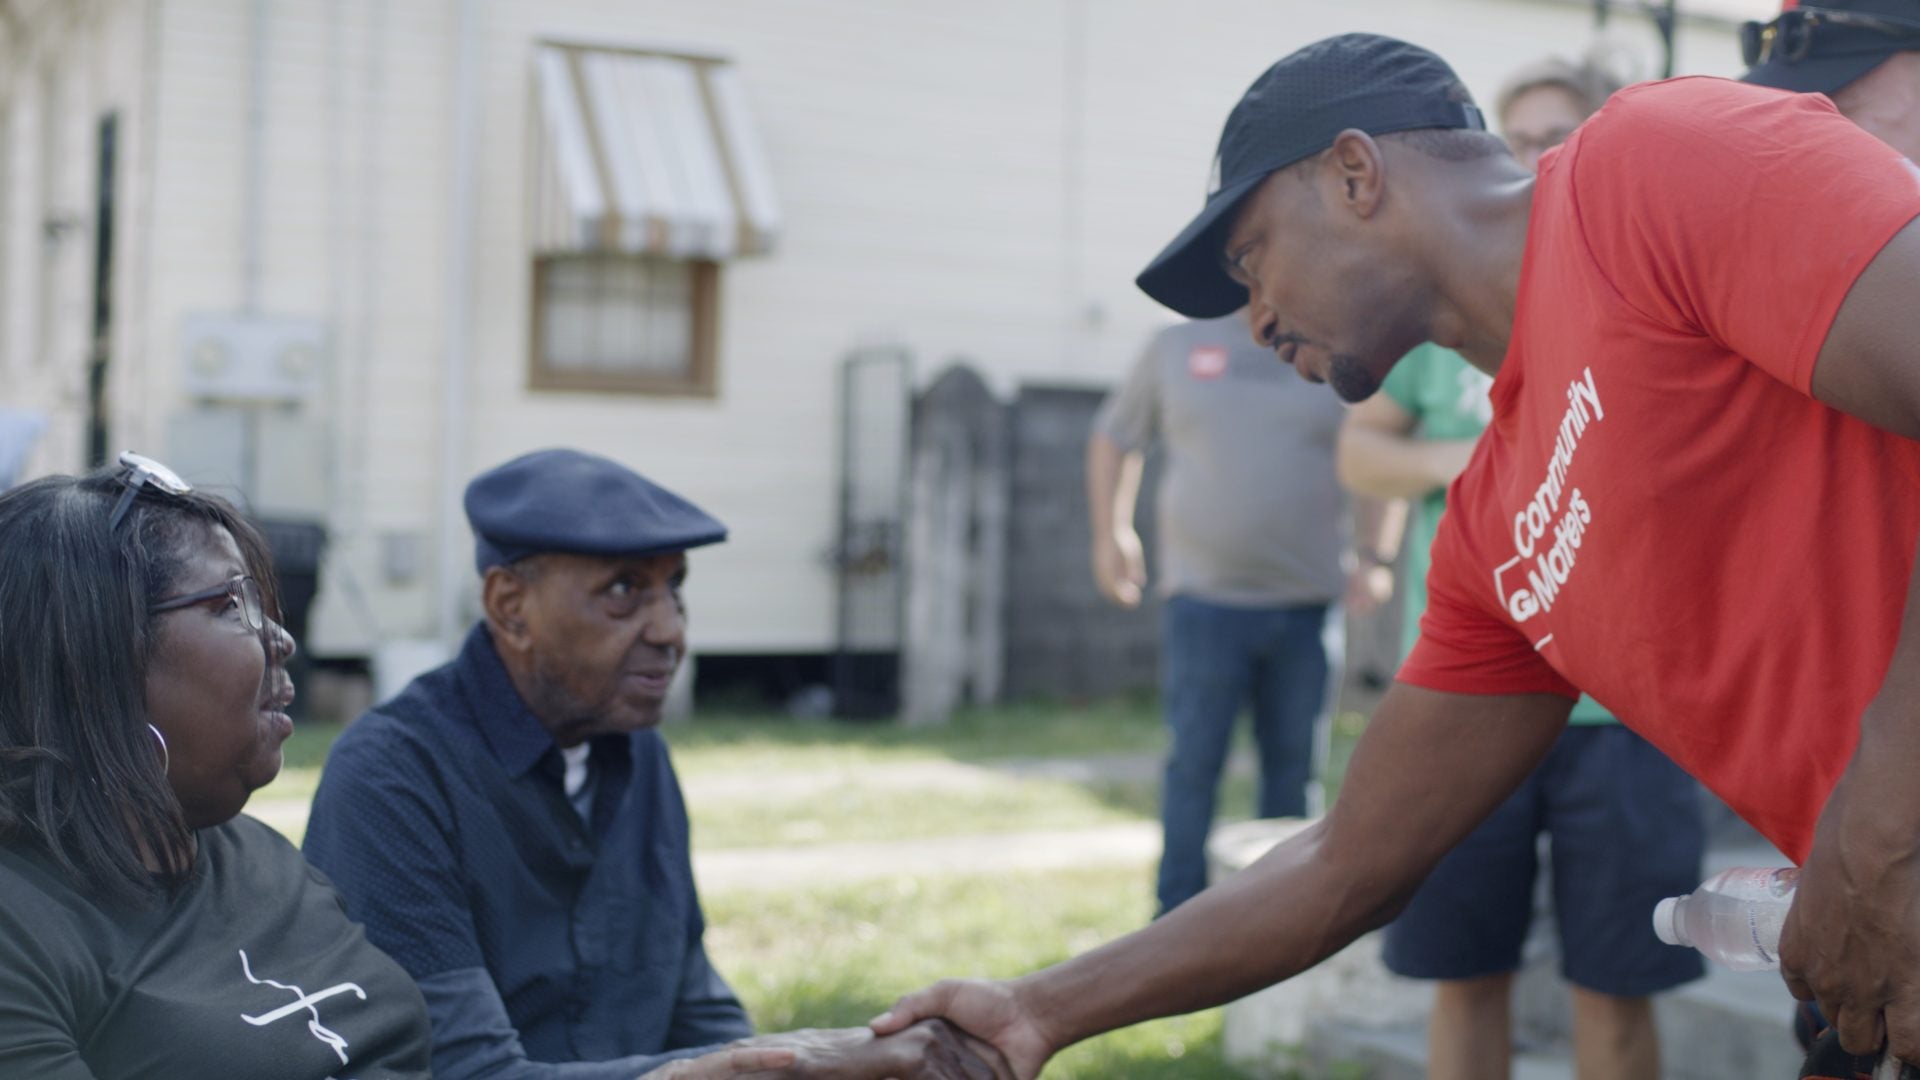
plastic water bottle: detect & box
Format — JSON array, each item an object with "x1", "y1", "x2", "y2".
[{"x1": 1651, "y1": 866, "x2": 1799, "y2": 972}]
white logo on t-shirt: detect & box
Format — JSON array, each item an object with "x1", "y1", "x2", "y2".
[
  {"x1": 1494, "y1": 366, "x2": 1604, "y2": 624},
  {"x1": 237, "y1": 950, "x2": 368, "y2": 1065}
]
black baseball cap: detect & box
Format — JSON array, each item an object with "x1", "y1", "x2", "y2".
[
  {"x1": 1742, "y1": 1, "x2": 1920, "y2": 94},
  {"x1": 1136, "y1": 33, "x2": 1487, "y2": 319}
]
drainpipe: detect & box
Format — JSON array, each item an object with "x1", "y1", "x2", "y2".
[
  {"x1": 238, "y1": 0, "x2": 269, "y2": 497},
  {"x1": 436, "y1": 0, "x2": 485, "y2": 646},
  {"x1": 243, "y1": 0, "x2": 266, "y2": 314}
]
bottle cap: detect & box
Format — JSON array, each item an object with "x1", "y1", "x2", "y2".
[{"x1": 1652, "y1": 896, "x2": 1684, "y2": 946}]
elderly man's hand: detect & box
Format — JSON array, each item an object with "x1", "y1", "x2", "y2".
[
  {"x1": 1780, "y1": 715, "x2": 1920, "y2": 1064},
  {"x1": 737, "y1": 1020, "x2": 1012, "y2": 1079}
]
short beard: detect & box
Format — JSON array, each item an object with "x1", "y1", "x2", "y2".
[{"x1": 1328, "y1": 354, "x2": 1381, "y2": 403}]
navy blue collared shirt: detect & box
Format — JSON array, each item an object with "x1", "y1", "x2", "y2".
[{"x1": 304, "y1": 625, "x2": 751, "y2": 1079}]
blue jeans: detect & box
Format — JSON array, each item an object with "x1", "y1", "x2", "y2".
[{"x1": 1157, "y1": 595, "x2": 1331, "y2": 914}]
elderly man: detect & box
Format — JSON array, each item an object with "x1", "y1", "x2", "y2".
[
  {"x1": 873, "y1": 32, "x2": 1920, "y2": 1078},
  {"x1": 305, "y1": 449, "x2": 1001, "y2": 1079}
]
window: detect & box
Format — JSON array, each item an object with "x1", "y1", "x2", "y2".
[
  {"x1": 530, "y1": 254, "x2": 718, "y2": 395},
  {"x1": 527, "y1": 42, "x2": 778, "y2": 397}
]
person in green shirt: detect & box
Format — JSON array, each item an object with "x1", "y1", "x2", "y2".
[{"x1": 1336, "y1": 59, "x2": 1705, "y2": 1080}]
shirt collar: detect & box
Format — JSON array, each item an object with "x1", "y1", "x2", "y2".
[{"x1": 455, "y1": 623, "x2": 562, "y2": 778}]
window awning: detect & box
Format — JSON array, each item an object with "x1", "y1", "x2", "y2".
[{"x1": 530, "y1": 43, "x2": 780, "y2": 260}]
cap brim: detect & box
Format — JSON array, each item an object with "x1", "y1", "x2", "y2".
[
  {"x1": 1135, "y1": 171, "x2": 1269, "y2": 319},
  {"x1": 474, "y1": 527, "x2": 727, "y2": 574},
  {"x1": 1743, "y1": 49, "x2": 1890, "y2": 94}
]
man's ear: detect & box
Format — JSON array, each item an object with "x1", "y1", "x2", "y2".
[
  {"x1": 482, "y1": 566, "x2": 535, "y2": 653},
  {"x1": 1326, "y1": 128, "x2": 1386, "y2": 218}
]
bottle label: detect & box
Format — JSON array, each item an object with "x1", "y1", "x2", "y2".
[{"x1": 1729, "y1": 866, "x2": 1798, "y2": 966}]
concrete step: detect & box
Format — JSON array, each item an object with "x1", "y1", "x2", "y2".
[
  {"x1": 1658, "y1": 966, "x2": 1803, "y2": 1080},
  {"x1": 1663, "y1": 842, "x2": 1802, "y2": 1076},
  {"x1": 1304, "y1": 1022, "x2": 1574, "y2": 1080},
  {"x1": 1301, "y1": 966, "x2": 1803, "y2": 1080},
  {"x1": 1210, "y1": 819, "x2": 1808, "y2": 1079},
  {"x1": 1506, "y1": 844, "x2": 1804, "y2": 1078},
  {"x1": 1514, "y1": 961, "x2": 1802, "y2": 1078}
]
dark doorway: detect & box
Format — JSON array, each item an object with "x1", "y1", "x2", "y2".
[{"x1": 832, "y1": 349, "x2": 911, "y2": 719}]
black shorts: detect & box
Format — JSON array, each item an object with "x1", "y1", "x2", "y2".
[{"x1": 1381, "y1": 723, "x2": 1707, "y2": 997}]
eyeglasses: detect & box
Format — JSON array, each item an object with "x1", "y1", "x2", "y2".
[
  {"x1": 150, "y1": 574, "x2": 267, "y2": 635},
  {"x1": 107, "y1": 451, "x2": 192, "y2": 531},
  {"x1": 1741, "y1": 7, "x2": 1920, "y2": 67}
]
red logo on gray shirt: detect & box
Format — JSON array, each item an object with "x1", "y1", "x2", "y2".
[{"x1": 1187, "y1": 346, "x2": 1227, "y2": 380}]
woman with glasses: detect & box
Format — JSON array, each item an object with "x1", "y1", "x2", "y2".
[
  {"x1": 0, "y1": 458, "x2": 795, "y2": 1080},
  {"x1": 0, "y1": 457, "x2": 431, "y2": 1079}
]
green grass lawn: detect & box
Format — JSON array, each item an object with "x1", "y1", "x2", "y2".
[
  {"x1": 676, "y1": 702, "x2": 1361, "y2": 851},
  {"x1": 667, "y1": 695, "x2": 1174, "y2": 774},
  {"x1": 688, "y1": 770, "x2": 1162, "y2": 850},
  {"x1": 258, "y1": 696, "x2": 1372, "y2": 1077},
  {"x1": 262, "y1": 699, "x2": 1364, "y2": 852},
  {"x1": 705, "y1": 864, "x2": 1245, "y2": 1078},
  {"x1": 260, "y1": 696, "x2": 1171, "y2": 807}
]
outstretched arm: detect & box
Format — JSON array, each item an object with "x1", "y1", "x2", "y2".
[{"x1": 874, "y1": 683, "x2": 1571, "y2": 1076}]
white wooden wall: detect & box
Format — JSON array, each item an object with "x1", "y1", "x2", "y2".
[{"x1": 0, "y1": 0, "x2": 1761, "y2": 658}]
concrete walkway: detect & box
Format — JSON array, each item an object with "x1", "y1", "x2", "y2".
[
  {"x1": 249, "y1": 750, "x2": 1224, "y2": 889},
  {"x1": 691, "y1": 821, "x2": 1162, "y2": 893},
  {"x1": 677, "y1": 751, "x2": 1186, "y2": 804},
  {"x1": 684, "y1": 752, "x2": 1251, "y2": 891}
]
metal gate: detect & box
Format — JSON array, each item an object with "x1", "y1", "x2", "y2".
[{"x1": 832, "y1": 348, "x2": 912, "y2": 718}]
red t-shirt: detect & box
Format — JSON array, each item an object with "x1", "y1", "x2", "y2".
[{"x1": 1397, "y1": 78, "x2": 1920, "y2": 863}]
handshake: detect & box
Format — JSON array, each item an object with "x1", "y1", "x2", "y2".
[{"x1": 645, "y1": 1018, "x2": 1013, "y2": 1080}]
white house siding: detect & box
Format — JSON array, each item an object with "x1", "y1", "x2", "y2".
[
  {"x1": 0, "y1": 0, "x2": 152, "y2": 476},
  {"x1": 135, "y1": 0, "x2": 457, "y2": 655},
  {"x1": 2, "y1": 0, "x2": 1761, "y2": 660}
]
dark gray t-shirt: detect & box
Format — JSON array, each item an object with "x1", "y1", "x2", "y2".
[
  {"x1": 1096, "y1": 315, "x2": 1349, "y2": 607},
  {"x1": 0, "y1": 815, "x2": 431, "y2": 1080}
]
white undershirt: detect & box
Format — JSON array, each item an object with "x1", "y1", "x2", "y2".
[
  {"x1": 559, "y1": 744, "x2": 593, "y2": 824},
  {"x1": 559, "y1": 744, "x2": 591, "y2": 796}
]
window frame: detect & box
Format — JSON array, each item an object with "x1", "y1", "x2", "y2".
[{"x1": 526, "y1": 253, "x2": 722, "y2": 398}]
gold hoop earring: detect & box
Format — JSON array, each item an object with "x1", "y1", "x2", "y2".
[{"x1": 146, "y1": 724, "x2": 169, "y2": 776}]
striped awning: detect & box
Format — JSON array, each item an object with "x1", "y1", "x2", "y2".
[{"x1": 530, "y1": 43, "x2": 780, "y2": 259}]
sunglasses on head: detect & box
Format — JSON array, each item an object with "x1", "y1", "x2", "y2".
[
  {"x1": 1741, "y1": 6, "x2": 1920, "y2": 67},
  {"x1": 107, "y1": 451, "x2": 192, "y2": 532}
]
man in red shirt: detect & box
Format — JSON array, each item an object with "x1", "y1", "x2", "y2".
[
  {"x1": 872, "y1": 32, "x2": 1920, "y2": 1077},
  {"x1": 1741, "y1": 2, "x2": 1920, "y2": 1071}
]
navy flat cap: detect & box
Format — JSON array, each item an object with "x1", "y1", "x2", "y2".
[{"x1": 465, "y1": 448, "x2": 728, "y2": 573}]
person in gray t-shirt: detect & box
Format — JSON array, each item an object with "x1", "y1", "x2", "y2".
[{"x1": 1089, "y1": 311, "x2": 1354, "y2": 914}]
